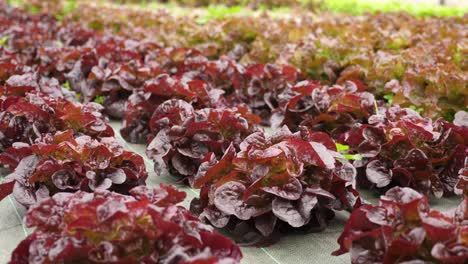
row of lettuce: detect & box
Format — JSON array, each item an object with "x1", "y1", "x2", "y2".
[
  {"x1": 0, "y1": 4, "x2": 243, "y2": 264},
  {"x1": 22, "y1": 0, "x2": 468, "y2": 17},
  {"x1": 0, "y1": 2, "x2": 466, "y2": 263},
  {"x1": 18, "y1": 0, "x2": 468, "y2": 121}
]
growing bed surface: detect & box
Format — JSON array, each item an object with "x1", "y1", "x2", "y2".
[{"x1": 0, "y1": 121, "x2": 460, "y2": 264}]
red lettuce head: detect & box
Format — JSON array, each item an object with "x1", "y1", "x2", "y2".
[
  {"x1": 0, "y1": 130, "x2": 146, "y2": 207},
  {"x1": 237, "y1": 63, "x2": 303, "y2": 123},
  {"x1": 190, "y1": 126, "x2": 362, "y2": 246},
  {"x1": 337, "y1": 107, "x2": 467, "y2": 198},
  {"x1": 333, "y1": 186, "x2": 468, "y2": 264},
  {"x1": 10, "y1": 185, "x2": 242, "y2": 264},
  {"x1": 5, "y1": 72, "x2": 76, "y2": 100},
  {"x1": 120, "y1": 73, "x2": 225, "y2": 143},
  {"x1": 272, "y1": 80, "x2": 376, "y2": 134},
  {"x1": 146, "y1": 100, "x2": 260, "y2": 185},
  {"x1": 0, "y1": 92, "x2": 113, "y2": 151}
]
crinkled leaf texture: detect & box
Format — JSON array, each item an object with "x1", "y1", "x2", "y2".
[
  {"x1": 191, "y1": 126, "x2": 362, "y2": 246},
  {"x1": 0, "y1": 91, "x2": 113, "y2": 152},
  {"x1": 272, "y1": 80, "x2": 376, "y2": 134},
  {"x1": 0, "y1": 130, "x2": 147, "y2": 207},
  {"x1": 10, "y1": 185, "x2": 242, "y2": 264},
  {"x1": 120, "y1": 73, "x2": 227, "y2": 144},
  {"x1": 333, "y1": 186, "x2": 468, "y2": 264},
  {"x1": 338, "y1": 106, "x2": 468, "y2": 198},
  {"x1": 146, "y1": 99, "x2": 260, "y2": 185}
]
